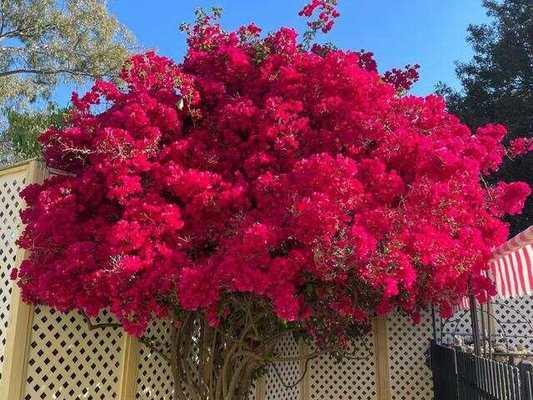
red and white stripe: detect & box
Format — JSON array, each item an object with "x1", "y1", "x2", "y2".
[
  {"x1": 489, "y1": 235, "x2": 533, "y2": 299},
  {"x1": 492, "y1": 226, "x2": 533, "y2": 258},
  {"x1": 457, "y1": 297, "x2": 470, "y2": 310},
  {"x1": 455, "y1": 226, "x2": 533, "y2": 309}
]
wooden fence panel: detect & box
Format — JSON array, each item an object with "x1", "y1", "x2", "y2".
[
  {"x1": 0, "y1": 162, "x2": 138, "y2": 400},
  {"x1": 387, "y1": 311, "x2": 434, "y2": 400},
  {"x1": 0, "y1": 161, "x2": 41, "y2": 400},
  {"x1": 22, "y1": 307, "x2": 123, "y2": 399},
  {"x1": 0, "y1": 163, "x2": 29, "y2": 382}
]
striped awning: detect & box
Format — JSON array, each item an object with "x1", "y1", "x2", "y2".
[
  {"x1": 489, "y1": 226, "x2": 533, "y2": 300},
  {"x1": 454, "y1": 226, "x2": 533, "y2": 310}
]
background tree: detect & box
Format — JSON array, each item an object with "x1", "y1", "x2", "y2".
[
  {"x1": 0, "y1": 0, "x2": 134, "y2": 165},
  {"x1": 436, "y1": 0, "x2": 532, "y2": 235},
  {"x1": 3, "y1": 105, "x2": 67, "y2": 160}
]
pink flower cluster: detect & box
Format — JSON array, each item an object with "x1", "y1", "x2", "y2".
[
  {"x1": 382, "y1": 64, "x2": 420, "y2": 92},
  {"x1": 13, "y1": 16, "x2": 530, "y2": 338},
  {"x1": 299, "y1": 0, "x2": 340, "y2": 33},
  {"x1": 509, "y1": 137, "x2": 533, "y2": 158}
]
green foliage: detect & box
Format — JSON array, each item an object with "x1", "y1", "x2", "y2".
[
  {"x1": 0, "y1": 0, "x2": 135, "y2": 107},
  {"x1": 0, "y1": 0, "x2": 135, "y2": 165},
  {"x1": 437, "y1": 0, "x2": 532, "y2": 235},
  {"x1": 4, "y1": 105, "x2": 67, "y2": 159}
]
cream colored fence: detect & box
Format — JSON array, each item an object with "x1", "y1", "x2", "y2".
[{"x1": 0, "y1": 161, "x2": 435, "y2": 400}]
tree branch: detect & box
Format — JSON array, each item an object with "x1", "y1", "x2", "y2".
[
  {"x1": 82, "y1": 312, "x2": 121, "y2": 331},
  {"x1": 0, "y1": 67, "x2": 95, "y2": 78},
  {"x1": 139, "y1": 336, "x2": 171, "y2": 364}
]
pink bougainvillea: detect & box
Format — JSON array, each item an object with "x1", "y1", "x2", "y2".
[
  {"x1": 509, "y1": 137, "x2": 533, "y2": 158},
  {"x1": 299, "y1": 0, "x2": 340, "y2": 33},
  {"x1": 13, "y1": 11, "x2": 530, "y2": 340}
]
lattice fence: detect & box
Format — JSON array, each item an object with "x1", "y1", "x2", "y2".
[
  {"x1": 308, "y1": 334, "x2": 377, "y2": 400},
  {"x1": 23, "y1": 308, "x2": 123, "y2": 400},
  {"x1": 264, "y1": 334, "x2": 301, "y2": 400},
  {"x1": 0, "y1": 166, "x2": 26, "y2": 382},
  {"x1": 492, "y1": 296, "x2": 533, "y2": 351},
  {"x1": 436, "y1": 296, "x2": 533, "y2": 354},
  {"x1": 136, "y1": 320, "x2": 174, "y2": 400},
  {"x1": 135, "y1": 330, "x2": 379, "y2": 400},
  {"x1": 436, "y1": 308, "x2": 473, "y2": 346},
  {"x1": 387, "y1": 311, "x2": 434, "y2": 400}
]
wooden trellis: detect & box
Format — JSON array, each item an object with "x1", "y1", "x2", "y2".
[{"x1": 0, "y1": 160, "x2": 438, "y2": 400}]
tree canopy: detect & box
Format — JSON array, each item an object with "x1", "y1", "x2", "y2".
[
  {"x1": 3, "y1": 105, "x2": 67, "y2": 160},
  {"x1": 9, "y1": 3, "x2": 533, "y2": 399},
  {"x1": 0, "y1": 0, "x2": 134, "y2": 106},
  {"x1": 0, "y1": 0, "x2": 134, "y2": 165},
  {"x1": 14, "y1": 1, "x2": 531, "y2": 380},
  {"x1": 436, "y1": 0, "x2": 532, "y2": 235}
]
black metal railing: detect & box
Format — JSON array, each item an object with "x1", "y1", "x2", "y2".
[{"x1": 431, "y1": 341, "x2": 533, "y2": 400}]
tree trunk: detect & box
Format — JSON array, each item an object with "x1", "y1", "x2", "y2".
[{"x1": 168, "y1": 311, "x2": 281, "y2": 400}]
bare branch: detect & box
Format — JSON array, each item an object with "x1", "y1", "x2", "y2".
[
  {"x1": 0, "y1": 68, "x2": 96, "y2": 78},
  {"x1": 82, "y1": 312, "x2": 121, "y2": 331},
  {"x1": 139, "y1": 336, "x2": 171, "y2": 364}
]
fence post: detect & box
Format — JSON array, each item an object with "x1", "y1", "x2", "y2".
[
  {"x1": 254, "y1": 375, "x2": 266, "y2": 400},
  {"x1": 519, "y1": 362, "x2": 533, "y2": 400},
  {"x1": 373, "y1": 317, "x2": 392, "y2": 400},
  {"x1": 299, "y1": 340, "x2": 311, "y2": 400},
  {"x1": 117, "y1": 334, "x2": 141, "y2": 400},
  {"x1": 0, "y1": 160, "x2": 44, "y2": 400}
]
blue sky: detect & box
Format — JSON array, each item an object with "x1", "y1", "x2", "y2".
[{"x1": 57, "y1": 0, "x2": 490, "y2": 103}]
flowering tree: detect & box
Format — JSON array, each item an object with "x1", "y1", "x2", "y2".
[{"x1": 12, "y1": 3, "x2": 530, "y2": 399}]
